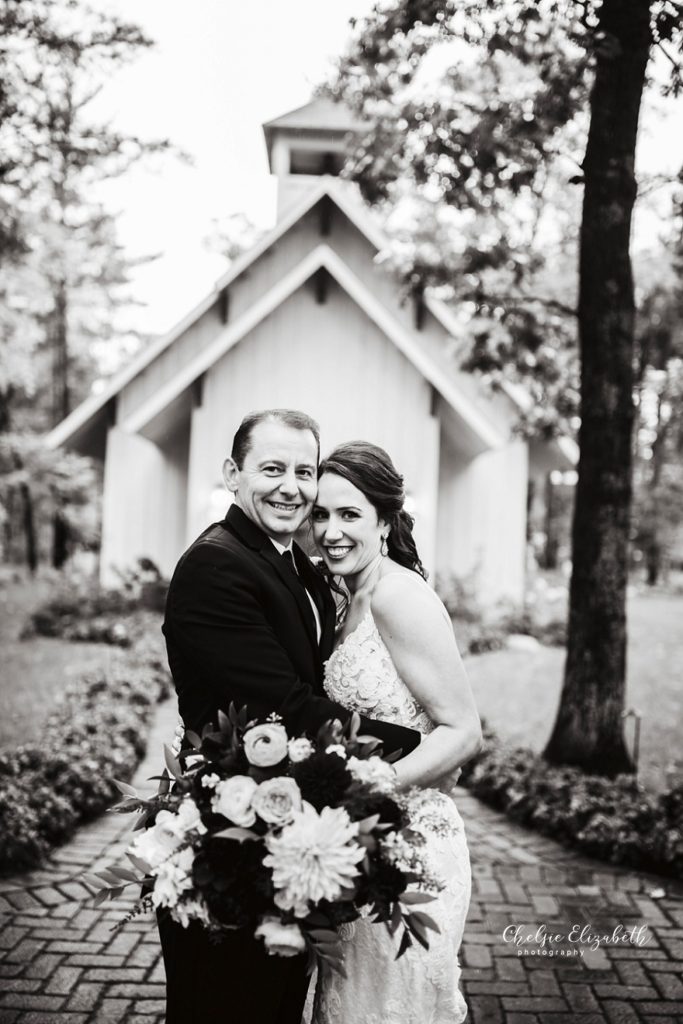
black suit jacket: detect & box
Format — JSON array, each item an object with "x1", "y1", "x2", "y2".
[{"x1": 163, "y1": 504, "x2": 421, "y2": 756}]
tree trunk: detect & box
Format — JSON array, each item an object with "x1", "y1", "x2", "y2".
[
  {"x1": 645, "y1": 540, "x2": 660, "y2": 586},
  {"x1": 0, "y1": 385, "x2": 13, "y2": 433},
  {"x1": 52, "y1": 277, "x2": 70, "y2": 425},
  {"x1": 644, "y1": 389, "x2": 668, "y2": 586},
  {"x1": 543, "y1": 473, "x2": 560, "y2": 570},
  {"x1": 20, "y1": 481, "x2": 37, "y2": 573},
  {"x1": 544, "y1": 0, "x2": 651, "y2": 776},
  {"x1": 3, "y1": 486, "x2": 16, "y2": 561},
  {"x1": 52, "y1": 509, "x2": 69, "y2": 569}
]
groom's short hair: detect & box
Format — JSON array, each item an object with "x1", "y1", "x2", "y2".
[{"x1": 231, "y1": 409, "x2": 321, "y2": 469}]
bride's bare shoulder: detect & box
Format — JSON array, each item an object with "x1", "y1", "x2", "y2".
[{"x1": 371, "y1": 570, "x2": 448, "y2": 629}]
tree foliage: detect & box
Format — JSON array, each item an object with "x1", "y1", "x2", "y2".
[
  {"x1": 325, "y1": 0, "x2": 595, "y2": 436},
  {"x1": 0, "y1": 0, "x2": 171, "y2": 430},
  {"x1": 0, "y1": 0, "x2": 173, "y2": 568},
  {"x1": 326, "y1": 0, "x2": 682, "y2": 441},
  {"x1": 0, "y1": 432, "x2": 101, "y2": 568},
  {"x1": 327, "y1": 0, "x2": 683, "y2": 775}
]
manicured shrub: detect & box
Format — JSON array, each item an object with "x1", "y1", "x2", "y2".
[
  {"x1": 0, "y1": 637, "x2": 171, "y2": 875},
  {"x1": 464, "y1": 625, "x2": 508, "y2": 655},
  {"x1": 500, "y1": 610, "x2": 567, "y2": 647},
  {"x1": 435, "y1": 573, "x2": 482, "y2": 623},
  {"x1": 436, "y1": 572, "x2": 568, "y2": 652},
  {"x1": 460, "y1": 728, "x2": 683, "y2": 878},
  {"x1": 22, "y1": 559, "x2": 168, "y2": 646}
]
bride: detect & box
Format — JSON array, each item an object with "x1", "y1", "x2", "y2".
[{"x1": 307, "y1": 440, "x2": 481, "y2": 1024}]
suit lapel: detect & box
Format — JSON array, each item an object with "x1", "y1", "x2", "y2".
[
  {"x1": 296, "y1": 552, "x2": 336, "y2": 659},
  {"x1": 260, "y1": 542, "x2": 319, "y2": 648}
]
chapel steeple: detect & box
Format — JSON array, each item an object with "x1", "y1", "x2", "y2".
[{"x1": 262, "y1": 97, "x2": 369, "y2": 220}]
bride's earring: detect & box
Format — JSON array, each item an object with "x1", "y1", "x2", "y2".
[{"x1": 380, "y1": 534, "x2": 389, "y2": 557}]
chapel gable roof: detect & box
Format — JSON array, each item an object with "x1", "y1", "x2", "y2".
[
  {"x1": 45, "y1": 176, "x2": 576, "y2": 468},
  {"x1": 262, "y1": 97, "x2": 368, "y2": 135}
]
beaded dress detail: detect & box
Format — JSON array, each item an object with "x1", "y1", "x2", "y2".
[{"x1": 310, "y1": 608, "x2": 471, "y2": 1024}]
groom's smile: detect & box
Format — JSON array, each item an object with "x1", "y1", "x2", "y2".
[
  {"x1": 223, "y1": 419, "x2": 319, "y2": 544},
  {"x1": 269, "y1": 500, "x2": 302, "y2": 513}
]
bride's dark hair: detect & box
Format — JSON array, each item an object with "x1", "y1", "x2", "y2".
[{"x1": 318, "y1": 441, "x2": 427, "y2": 581}]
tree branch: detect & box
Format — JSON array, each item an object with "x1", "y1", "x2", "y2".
[
  {"x1": 482, "y1": 294, "x2": 578, "y2": 318},
  {"x1": 656, "y1": 40, "x2": 682, "y2": 72}
]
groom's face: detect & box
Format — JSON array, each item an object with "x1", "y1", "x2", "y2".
[{"x1": 223, "y1": 420, "x2": 318, "y2": 544}]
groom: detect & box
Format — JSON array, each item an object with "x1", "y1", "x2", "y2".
[{"x1": 160, "y1": 408, "x2": 421, "y2": 1024}]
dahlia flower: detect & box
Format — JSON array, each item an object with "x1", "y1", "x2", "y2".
[{"x1": 264, "y1": 803, "x2": 364, "y2": 917}]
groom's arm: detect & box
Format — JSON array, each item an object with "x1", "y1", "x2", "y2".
[{"x1": 163, "y1": 543, "x2": 421, "y2": 756}]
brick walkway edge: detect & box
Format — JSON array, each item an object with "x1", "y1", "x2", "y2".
[{"x1": 1, "y1": 697, "x2": 683, "y2": 1023}]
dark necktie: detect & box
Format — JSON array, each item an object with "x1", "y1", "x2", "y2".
[
  {"x1": 281, "y1": 549, "x2": 297, "y2": 572},
  {"x1": 281, "y1": 550, "x2": 323, "y2": 637}
]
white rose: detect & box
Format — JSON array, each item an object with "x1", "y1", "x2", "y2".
[
  {"x1": 244, "y1": 723, "x2": 289, "y2": 767},
  {"x1": 129, "y1": 798, "x2": 203, "y2": 869},
  {"x1": 288, "y1": 737, "x2": 314, "y2": 763},
  {"x1": 211, "y1": 776, "x2": 258, "y2": 826},
  {"x1": 129, "y1": 810, "x2": 179, "y2": 868},
  {"x1": 348, "y1": 756, "x2": 397, "y2": 794},
  {"x1": 174, "y1": 797, "x2": 205, "y2": 834},
  {"x1": 255, "y1": 917, "x2": 307, "y2": 957},
  {"x1": 252, "y1": 778, "x2": 302, "y2": 826}
]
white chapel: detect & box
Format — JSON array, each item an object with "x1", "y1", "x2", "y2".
[{"x1": 47, "y1": 98, "x2": 573, "y2": 604}]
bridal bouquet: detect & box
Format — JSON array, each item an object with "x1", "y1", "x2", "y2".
[{"x1": 90, "y1": 707, "x2": 441, "y2": 973}]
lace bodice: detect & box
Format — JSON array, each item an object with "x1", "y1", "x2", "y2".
[{"x1": 324, "y1": 609, "x2": 434, "y2": 735}]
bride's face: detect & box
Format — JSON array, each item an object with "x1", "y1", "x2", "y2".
[{"x1": 312, "y1": 472, "x2": 386, "y2": 577}]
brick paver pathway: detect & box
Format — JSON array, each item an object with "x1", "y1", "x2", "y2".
[{"x1": 1, "y1": 698, "x2": 682, "y2": 1023}]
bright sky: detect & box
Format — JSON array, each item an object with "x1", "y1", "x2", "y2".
[
  {"x1": 89, "y1": 0, "x2": 376, "y2": 334},
  {"x1": 88, "y1": 0, "x2": 683, "y2": 337}
]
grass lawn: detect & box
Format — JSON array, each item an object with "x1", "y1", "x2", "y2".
[
  {"x1": 0, "y1": 577, "x2": 140, "y2": 751},
  {"x1": 463, "y1": 589, "x2": 683, "y2": 793}
]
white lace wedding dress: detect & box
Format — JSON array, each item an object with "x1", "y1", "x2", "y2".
[{"x1": 308, "y1": 608, "x2": 471, "y2": 1024}]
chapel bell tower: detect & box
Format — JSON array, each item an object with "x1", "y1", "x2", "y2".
[{"x1": 262, "y1": 97, "x2": 369, "y2": 221}]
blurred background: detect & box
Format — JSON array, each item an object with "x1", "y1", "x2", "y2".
[{"x1": 1, "y1": 0, "x2": 682, "y2": 876}]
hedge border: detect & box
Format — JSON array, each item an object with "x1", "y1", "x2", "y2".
[
  {"x1": 460, "y1": 729, "x2": 683, "y2": 879},
  {"x1": 0, "y1": 628, "x2": 170, "y2": 875}
]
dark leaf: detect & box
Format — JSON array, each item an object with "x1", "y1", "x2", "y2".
[
  {"x1": 308, "y1": 928, "x2": 340, "y2": 943},
  {"x1": 113, "y1": 779, "x2": 138, "y2": 797},
  {"x1": 163, "y1": 744, "x2": 183, "y2": 780},
  {"x1": 406, "y1": 914, "x2": 431, "y2": 949},
  {"x1": 408, "y1": 911, "x2": 441, "y2": 934},
  {"x1": 127, "y1": 853, "x2": 153, "y2": 875},
  {"x1": 399, "y1": 891, "x2": 437, "y2": 905},
  {"x1": 157, "y1": 768, "x2": 171, "y2": 796},
  {"x1": 396, "y1": 928, "x2": 413, "y2": 959},
  {"x1": 357, "y1": 813, "x2": 381, "y2": 833}
]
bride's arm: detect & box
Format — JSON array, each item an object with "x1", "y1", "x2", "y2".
[{"x1": 371, "y1": 576, "x2": 482, "y2": 790}]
